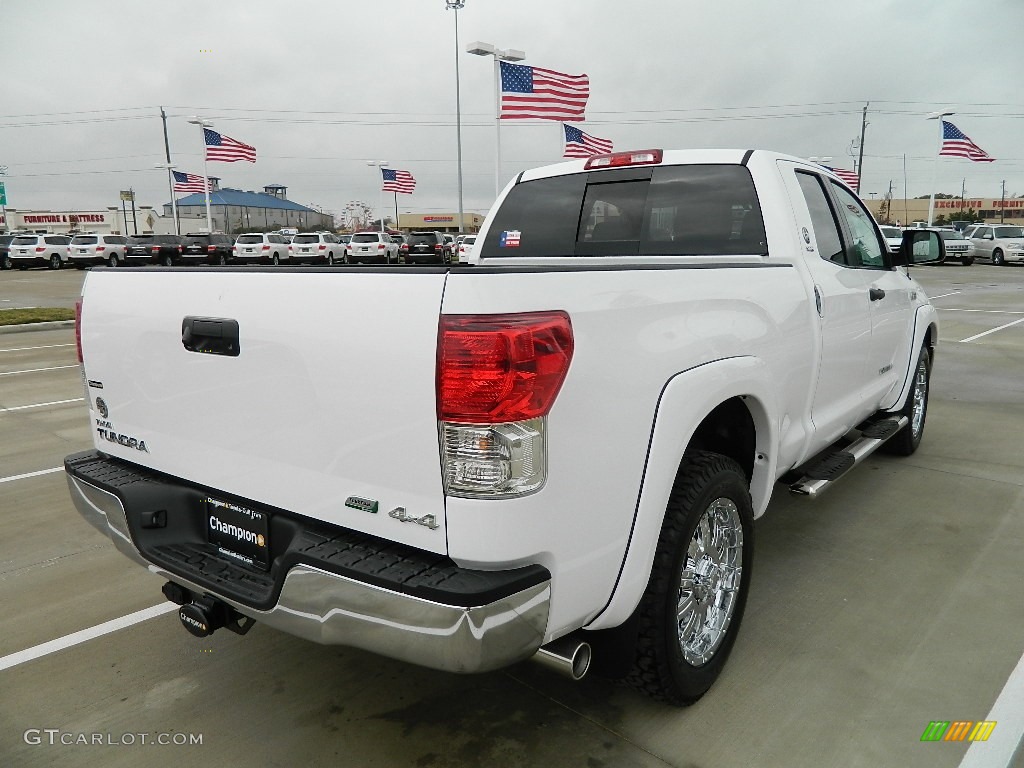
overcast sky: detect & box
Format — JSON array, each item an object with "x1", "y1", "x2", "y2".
[{"x1": 2, "y1": 0, "x2": 1022, "y2": 223}]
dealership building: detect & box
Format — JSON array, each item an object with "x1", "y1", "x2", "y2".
[
  {"x1": 165, "y1": 182, "x2": 332, "y2": 233},
  {"x1": 865, "y1": 197, "x2": 1024, "y2": 226},
  {"x1": 396, "y1": 212, "x2": 484, "y2": 234}
]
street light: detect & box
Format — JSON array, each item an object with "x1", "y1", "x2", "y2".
[
  {"x1": 467, "y1": 40, "x2": 526, "y2": 199},
  {"x1": 926, "y1": 110, "x2": 955, "y2": 226},
  {"x1": 187, "y1": 116, "x2": 214, "y2": 232},
  {"x1": 445, "y1": 0, "x2": 465, "y2": 235},
  {"x1": 154, "y1": 163, "x2": 180, "y2": 235}
]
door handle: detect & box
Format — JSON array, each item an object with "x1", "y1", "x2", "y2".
[
  {"x1": 869, "y1": 288, "x2": 886, "y2": 302},
  {"x1": 182, "y1": 316, "x2": 240, "y2": 357}
]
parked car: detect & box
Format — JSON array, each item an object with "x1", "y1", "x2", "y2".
[
  {"x1": 182, "y1": 233, "x2": 234, "y2": 265},
  {"x1": 68, "y1": 234, "x2": 128, "y2": 268},
  {"x1": 289, "y1": 232, "x2": 343, "y2": 265},
  {"x1": 0, "y1": 234, "x2": 16, "y2": 270},
  {"x1": 878, "y1": 226, "x2": 903, "y2": 254},
  {"x1": 348, "y1": 231, "x2": 398, "y2": 264},
  {"x1": 963, "y1": 224, "x2": 1024, "y2": 266},
  {"x1": 232, "y1": 233, "x2": 291, "y2": 265},
  {"x1": 8, "y1": 234, "x2": 71, "y2": 270},
  {"x1": 933, "y1": 229, "x2": 975, "y2": 265},
  {"x1": 456, "y1": 234, "x2": 477, "y2": 263},
  {"x1": 404, "y1": 231, "x2": 450, "y2": 265},
  {"x1": 124, "y1": 234, "x2": 184, "y2": 266}
]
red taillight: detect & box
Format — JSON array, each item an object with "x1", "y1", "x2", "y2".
[
  {"x1": 378, "y1": 243, "x2": 385, "y2": 249},
  {"x1": 400, "y1": 243, "x2": 408, "y2": 252},
  {"x1": 584, "y1": 149, "x2": 663, "y2": 170},
  {"x1": 263, "y1": 244, "x2": 271, "y2": 250},
  {"x1": 437, "y1": 312, "x2": 574, "y2": 423},
  {"x1": 207, "y1": 245, "x2": 216, "y2": 252},
  {"x1": 318, "y1": 244, "x2": 326, "y2": 250},
  {"x1": 36, "y1": 246, "x2": 46, "y2": 252},
  {"x1": 74, "y1": 300, "x2": 84, "y2": 363},
  {"x1": 96, "y1": 246, "x2": 105, "y2": 252},
  {"x1": 151, "y1": 246, "x2": 159, "y2": 252},
  {"x1": 435, "y1": 244, "x2": 442, "y2": 251}
]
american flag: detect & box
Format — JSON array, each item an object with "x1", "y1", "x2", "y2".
[
  {"x1": 381, "y1": 168, "x2": 416, "y2": 194},
  {"x1": 171, "y1": 170, "x2": 210, "y2": 193},
  {"x1": 562, "y1": 124, "x2": 613, "y2": 158},
  {"x1": 499, "y1": 61, "x2": 589, "y2": 121},
  {"x1": 940, "y1": 121, "x2": 995, "y2": 163},
  {"x1": 204, "y1": 128, "x2": 257, "y2": 163},
  {"x1": 818, "y1": 165, "x2": 860, "y2": 188}
]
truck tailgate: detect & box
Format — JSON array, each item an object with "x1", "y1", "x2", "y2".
[{"x1": 79, "y1": 268, "x2": 449, "y2": 554}]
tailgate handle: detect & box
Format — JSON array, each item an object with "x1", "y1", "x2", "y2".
[{"x1": 182, "y1": 317, "x2": 240, "y2": 357}]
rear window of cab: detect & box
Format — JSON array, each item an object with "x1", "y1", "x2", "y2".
[{"x1": 479, "y1": 164, "x2": 767, "y2": 259}]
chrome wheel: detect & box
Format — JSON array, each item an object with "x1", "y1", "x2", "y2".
[
  {"x1": 677, "y1": 497, "x2": 744, "y2": 666},
  {"x1": 910, "y1": 354, "x2": 928, "y2": 439}
]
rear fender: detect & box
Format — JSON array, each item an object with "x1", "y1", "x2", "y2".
[{"x1": 585, "y1": 356, "x2": 777, "y2": 631}]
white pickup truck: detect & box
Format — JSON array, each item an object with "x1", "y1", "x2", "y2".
[{"x1": 65, "y1": 149, "x2": 945, "y2": 705}]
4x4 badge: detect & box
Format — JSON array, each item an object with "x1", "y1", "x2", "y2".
[{"x1": 389, "y1": 507, "x2": 440, "y2": 530}]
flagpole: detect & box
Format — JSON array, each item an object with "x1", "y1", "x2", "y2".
[
  {"x1": 493, "y1": 55, "x2": 502, "y2": 200},
  {"x1": 394, "y1": 191, "x2": 399, "y2": 233},
  {"x1": 188, "y1": 117, "x2": 214, "y2": 232},
  {"x1": 926, "y1": 110, "x2": 954, "y2": 226}
]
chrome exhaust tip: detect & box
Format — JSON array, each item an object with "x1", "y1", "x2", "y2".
[{"x1": 533, "y1": 635, "x2": 592, "y2": 681}]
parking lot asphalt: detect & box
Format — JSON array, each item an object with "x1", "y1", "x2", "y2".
[{"x1": 1, "y1": 265, "x2": 1022, "y2": 767}]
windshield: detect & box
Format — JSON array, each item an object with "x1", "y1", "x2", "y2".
[
  {"x1": 938, "y1": 231, "x2": 964, "y2": 241},
  {"x1": 292, "y1": 235, "x2": 320, "y2": 244},
  {"x1": 879, "y1": 227, "x2": 901, "y2": 238},
  {"x1": 236, "y1": 235, "x2": 264, "y2": 244},
  {"x1": 71, "y1": 236, "x2": 99, "y2": 245},
  {"x1": 13, "y1": 236, "x2": 38, "y2": 245},
  {"x1": 127, "y1": 236, "x2": 154, "y2": 245},
  {"x1": 994, "y1": 227, "x2": 1024, "y2": 238},
  {"x1": 352, "y1": 234, "x2": 380, "y2": 243}
]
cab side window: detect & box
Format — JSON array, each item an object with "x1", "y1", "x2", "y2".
[
  {"x1": 795, "y1": 172, "x2": 844, "y2": 263},
  {"x1": 830, "y1": 183, "x2": 886, "y2": 268}
]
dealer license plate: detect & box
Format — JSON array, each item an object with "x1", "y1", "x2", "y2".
[{"x1": 206, "y1": 497, "x2": 270, "y2": 570}]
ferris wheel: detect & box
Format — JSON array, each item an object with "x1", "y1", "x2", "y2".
[{"x1": 343, "y1": 201, "x2": 373, "y2": 232}]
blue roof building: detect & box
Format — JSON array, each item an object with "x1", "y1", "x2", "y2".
[{"x1": 164, "y1": 182, "x2": 333, "y2": 233}]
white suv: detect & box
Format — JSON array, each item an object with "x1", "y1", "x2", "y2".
[
  {"x1": 288, "y1": 232, "x2": 344, "y2": 265},
  {"x1": 232, "y1": 233, "x2": 291, "y2": 265},
  {"x1": 68, "y1": 234, "x2": 128, "y2": 268},
  {"x1": 348, "y1": 231, "x2": 399, "y2": 264},
  {"x1": 963, "y1": 224, "x2": 1024, "y2": 266},
  {"x1": 8, "y1": 234, "x2": 71, "y2": 270}
]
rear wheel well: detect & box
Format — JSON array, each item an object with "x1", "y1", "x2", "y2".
[{"x1": 685, "y1": 397, "x2": 755, "y2": 482}]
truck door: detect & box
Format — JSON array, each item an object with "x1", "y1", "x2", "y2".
[{"x1": 779, "y1": 163, "x2": 895, "y2": 444}]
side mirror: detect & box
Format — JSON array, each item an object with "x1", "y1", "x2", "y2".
[{"x1": 892, "y1": 230, "x2": 945, "y2": 267}]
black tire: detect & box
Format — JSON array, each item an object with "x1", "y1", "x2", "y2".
[
  {"x1": 218, "y1": 253, "x2": 227, "y2": 266},
  {"x1": 992, "y1": 249, "x2": 1005, "y2": 266},
  {"x1": 108, "y1": 254, "x2": 119, "y2": 268},
  {"x1": 162, "y1": 254, "x2": 173, "y2": 267},
  {"x1": 272, "y1": 254, "x2": 280, "y2": 266},
  {"x1": 327, "y1": 254, "x2": 335, "y2": 266},
  {"x1": 625, "y1": 450, "x2": 753, "y2": 705},
  {"x1": 962, "y1": 256, "x2": 974, "y2": 266},
  {"x1": 49, "y1": 254, "x2": 62, "y2": 270},
  {"x1": 882, "y1": 343, "x2": 931, "y2": 456},
  {"x1": 1, "y1": 255, "x2": 10, "y2": 270}
]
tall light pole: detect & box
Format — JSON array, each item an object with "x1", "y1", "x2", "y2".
[
  {"x1": 366, "y1": 161, "x2": 390, "y2": 233},
  {"x1": 926, "y1": 110, "x2": 954, "y2": 226},
  {"x1": 187, "y1": 116, "x2": 214, "y2": 232},
  {"x1": 445, "y1": 0, "x2": 466, "y2": 234},
  {"x1": 154, "y1": 163, "x2": 180, "y2": 235},
  {"x1": 466, "y1": 41, "x2": 525, "y2": 200}
]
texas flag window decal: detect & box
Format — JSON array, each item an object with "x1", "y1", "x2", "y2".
[{"x1": 500, "y1": 230, "x2": 522, "y2": 248}]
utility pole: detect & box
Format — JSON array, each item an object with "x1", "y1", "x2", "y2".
[
  {"x1": 1000, "y1": 180, "x2": 1006, "y2": 223},
  {"x1": 160, "y1": 107, "x2": 179, "y2": 234},
  {"x1": 855, "y1": 102, "x2": 868, "y2": 195},
  {"x1": 960, "y1": 178, "x2": 966, "y2": 217}
]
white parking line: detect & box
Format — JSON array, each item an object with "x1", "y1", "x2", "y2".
[
  {"x1": 0, "y1": 343, "x2": 75, "y2": 353},
  {"x1": 939, "y1": 308, "x2": 1024, "y2": 315},
  {"x1": 930, "y1": 291, "x2": 962, "y2": 300},
  {"x1": 0, "y1": 603, "x2": 178, "y2": 673},
  {"x1": 0, "y1": 365, "x2": 78, "y2": 377},
  {"x1": 0, "y1": 398, "x2": 85, "y2": 413},
  {"x1": 0, "y1": 467, "x2": 63, "y2": 484},
  {"x1": 960, "y1": 317, "x2": 1024, "y2": 343},
  {"x1": 959, "y1": 649, "x2": 1024, "y2": 768}
]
